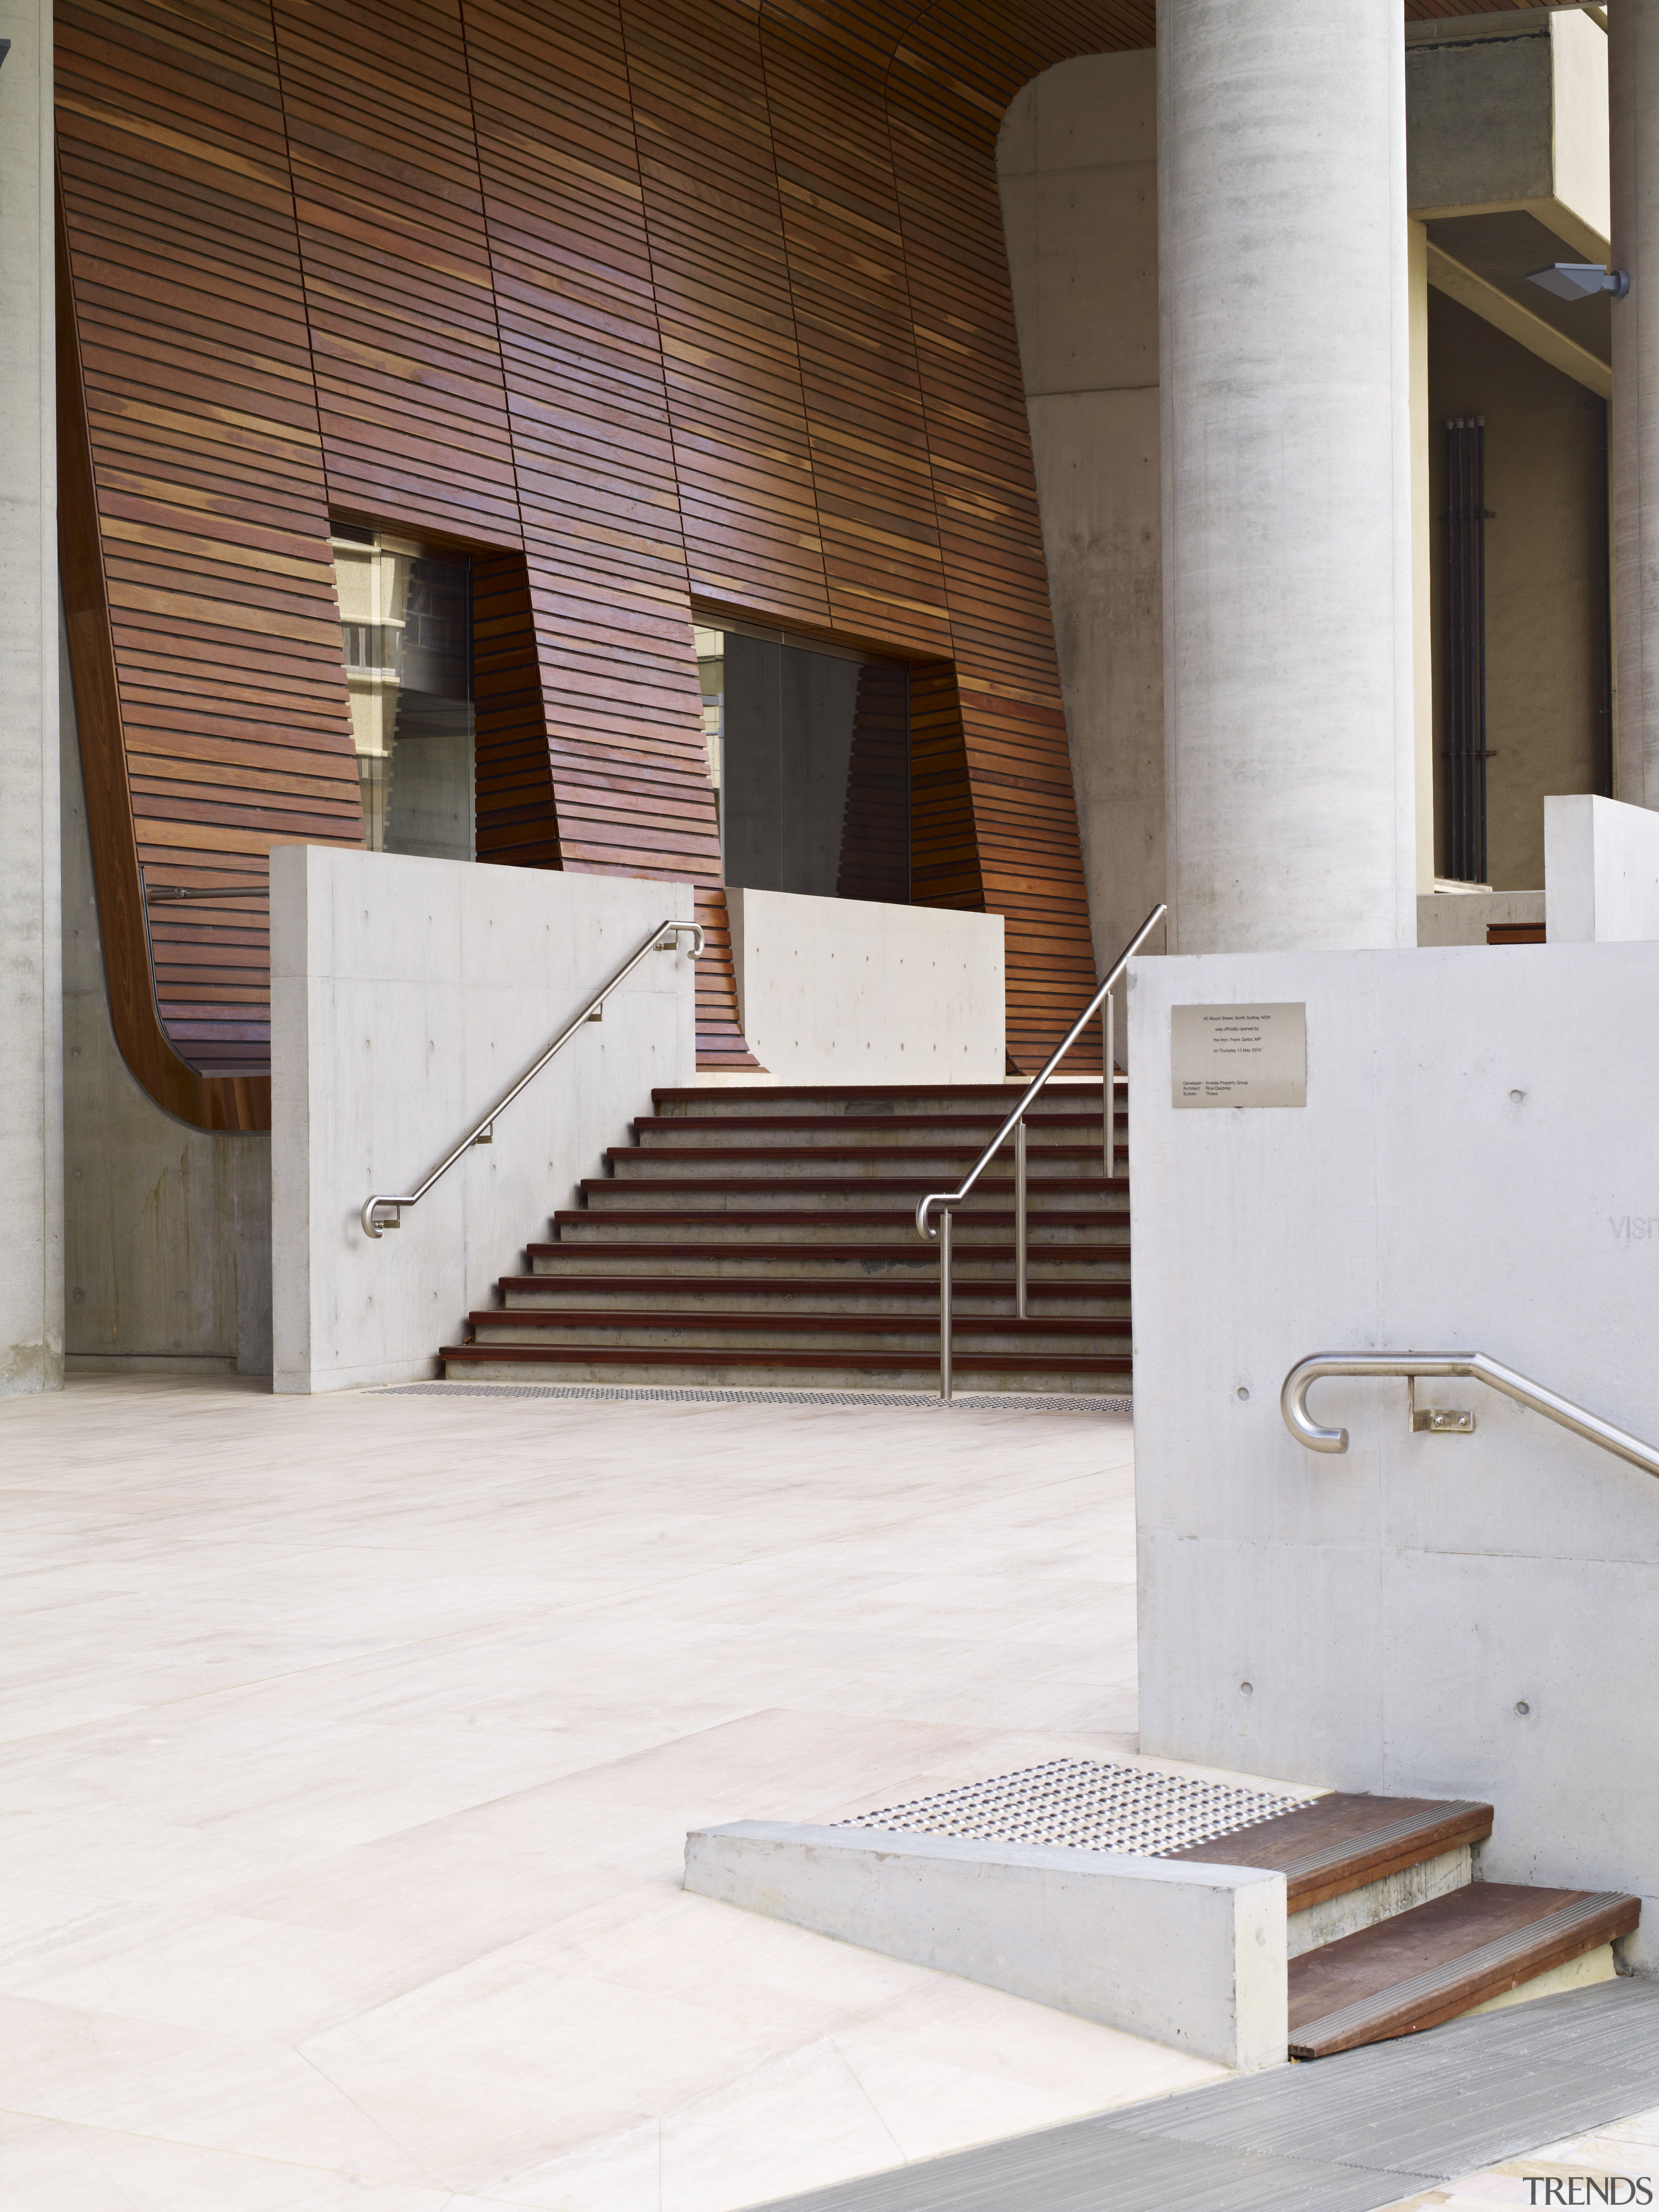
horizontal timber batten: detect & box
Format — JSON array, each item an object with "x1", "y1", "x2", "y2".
[{"x1": 62, "y1": 0, "x2": 1504, "y2": 1104}]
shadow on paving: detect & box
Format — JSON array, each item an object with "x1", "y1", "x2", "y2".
[{"x1": 753, "y1": 1979, "x2": 1659, "y2": 2212}]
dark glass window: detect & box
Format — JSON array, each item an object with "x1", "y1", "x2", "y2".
[{"x1": 693, "y1": 622, "x2": 909, "y2": 903}]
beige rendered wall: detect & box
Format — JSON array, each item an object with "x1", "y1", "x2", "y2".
[
  {"x1": 1428, "y1": 290, "x2": 1610, "y2": 890},
  {"x1": 998, "y1": 52, "x2": 1164, "y2": 985}
]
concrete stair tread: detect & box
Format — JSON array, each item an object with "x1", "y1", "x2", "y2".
[
  {"x1": 1166, "y1": 1793, "x2": 1494, "y2": 1912},
  {"x1": 1286, "y1": 1883, "x2": 1641, "y2": 2059}
]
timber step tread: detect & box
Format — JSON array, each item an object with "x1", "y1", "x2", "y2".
[
  {"x1": 467, "y1": 1310, "x2": 1130, "y2": 1338},
  {"x1": 651, "y1": 1085, "x2": 1109, "y2": 1104},
  {"x1": 579, "y1": 1185, "x2": 1132, "y2": 1203},
  {"x1": 1286, "y1": 1883, "x2": 1640, "y2": 2059},
  {"x1": 634, "y1": 1114, "x2": 1126, "y2": 1134},
  {"x1": 524, "y1": 1242, "x2": 1130, "y2": 1265},
  {"x1": 608, "y1": 1147, "x2": 1127, "y2": 1165},
  {"x1": 559, "y1": 1205, "x2": 1128, "y2": 1224},
  {"x1": 498, "y1": 1275, "x2": 1125, "y2": 1301},
  {"x1": 439, "y1": 1344, "x2": 1133, "y2": 1376},
  {"x1": 1166, "y1": 1793, "x2": 1494, "y2": 1912}
]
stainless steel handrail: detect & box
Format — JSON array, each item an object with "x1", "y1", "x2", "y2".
[
  {"x1": 360, "y1": 917, "x2": 703, "y2": 1239},
  {"x1": 915, "y1": 903, "x2": 1166, "y2": 1399},
  {"x1": 1282, "y1": 1351, "x2": 1659, "y2": 1482}
]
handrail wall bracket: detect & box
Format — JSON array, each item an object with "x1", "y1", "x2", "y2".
[
  {"x1": 1281, "y1": 1351, "x2": 1659, "y2": 1482},
  {"x1": 360, "y1": 918, "x2": 702, "y2": 1239}
]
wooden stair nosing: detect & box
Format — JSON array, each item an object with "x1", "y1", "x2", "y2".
[
  {"x1": 496, "y1": 1274, "x2": 1127, "y2": 1302},
  {"x1": 439, "y1": 1344, "x2": 1134, "y2": 1375},
  {"x1": 1286, "y1": 1889, "x2": 1640, "y2": 2059},
  {"x1": 651, "y1": 1085, "x2": 1114, "y2": 1106},
  {"x1": 528, "y1": 1239, "x2": 1131, "y2": 1259},
  {"x1": 467, "y1": 1309, "x2": 1131, "y2": 1339},
  {"x1": 1167, "y1": 1795, "x2": 1495, "y2": 1913}
]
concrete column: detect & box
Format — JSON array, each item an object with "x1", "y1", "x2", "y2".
[
  {"x1": 1157, "y1": 0, "x2": 1416, "y2": 953},
  {"x1": 999, "y1": 52, "x2": 1165, "y2": 983},
  {"x1": 1612, "y1": 0, "x2": 1659, "y2": 807},
  {"x1": 0, "y1": 1, "x2": 63, "y2": 1393}
]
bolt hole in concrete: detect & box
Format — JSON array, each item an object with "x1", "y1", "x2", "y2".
[
  {"x1": 1517, "y1": 1701, "x2": 1533, "y2": 1716},
  {"x1": 1511, "y1": 1089, "x2": 1527, "y2": 1104},
  {"x1": 1236, "y1": 1385, "x2": 1251, "y2": 1401},
  {"x1": 1240, "y1": 1682, "x2": 1254, "y2": 1695}
]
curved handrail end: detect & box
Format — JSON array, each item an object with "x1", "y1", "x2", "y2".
[{"x1": 1281, "y1": 1356, "x2": 1351, "y2": 1454}]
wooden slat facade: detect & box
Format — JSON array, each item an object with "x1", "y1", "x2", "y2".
[{"x1": 57, "y1": 0, "x2": 1560, "y2": 1124}]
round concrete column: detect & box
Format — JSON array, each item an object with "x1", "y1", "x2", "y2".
[
  {"x1": 1157, "y1": 0, "x2": 1415, "y2": 953},
  {"x1": 1612, "y1": 0, "x2": 1659, "y2": 809}
]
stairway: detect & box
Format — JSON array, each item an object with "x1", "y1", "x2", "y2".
[
  {"x1": 1169, "y1": 1791, "x2": 1640, "y2": 2058},
  {"x1": 440, "y1": 1080, "x2": 1130, "y2": 1392}
]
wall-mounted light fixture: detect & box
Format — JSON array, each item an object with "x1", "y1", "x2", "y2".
[{"x1": 1527, "y1": 262, "x2": 1630, "y2": 301}]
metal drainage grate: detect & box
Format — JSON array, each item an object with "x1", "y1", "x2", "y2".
[
  {"x1": 838, "y1": 1757, "x2": 1305, "y2": 1857},
  {"x1": 378, "y1": 1383, "x2": 1131, "y2": 1414}
]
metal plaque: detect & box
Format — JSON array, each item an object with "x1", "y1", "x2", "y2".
[{"x1": 1171, "y1": 1002, "x2": 1307, "y2": 1108}]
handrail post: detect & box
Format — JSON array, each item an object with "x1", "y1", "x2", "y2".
[
  {"x1": 939, "y1": 1207, "x2": 953, "y2": 1401},
  {"x1": 1104, "y1": 984, "x2": 1114, "y2": 1182},
  {"x1": 1014, "y1": 1119, "x2": 1028, "y2": 1320}
]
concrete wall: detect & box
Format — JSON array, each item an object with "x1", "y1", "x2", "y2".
[
  {"x1": 999, "y1": 52, "x2": 1165, "y2": 981},
  {"x1": 1416, "y1": 888, "x2": 1545, "y2": 946},
  {"x1": 727, "y1": 888, "x2": 1004, "y2": 1086},
  {"x1": 686, "y1": 1820, "x2": 1287, "y2": 2072},
  {"x1": 1429, "y1": 290, "x2": 1609, "y2": 890},
  {"x1": 272, "y1": 848, "x2": 696, "y2": 1393},
  {"x1": 62, "y1": 633, "x2": 272, "y2": 1375},
  {"x1": 1130, "y1": 941, "x2": 1659, "y2": 1967},
  {"x1": 1546, "y1": 793, "x2": 1659, "y2": 942},
  {"x1": 0, "y1": 0, "x2": 62, "y2": 1393},
  {"x1": 1408, "y1": 8, "x2": 1610, "y2": 256}
]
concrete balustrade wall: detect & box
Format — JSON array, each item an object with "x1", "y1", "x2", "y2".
[
  {"x1": 1130, "y1": 942, "x2": 1659, "y2": 1970},
  {"x1": 726, "y1": 889, "x2": 1004, "y2": 1086},
  {"x1": 686, "y1": 1819, "x2": 1288, "y2": 2072},
  {"x1": 1546, "y1": 795, "x2": 1659, "y2": 942},
  {"x1": 272, "y1": 849, "x2": 696, "y2": 1393}
]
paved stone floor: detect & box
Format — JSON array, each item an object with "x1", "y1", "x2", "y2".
[
  {"x1": 1387, "y1": 2102, "x2": 1659, "y2": 2209},
  {"x1": 0, "y1": 1377, "x2": 1225, "y2": 2210}
]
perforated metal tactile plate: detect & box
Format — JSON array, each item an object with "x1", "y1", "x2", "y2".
[{"x1": 839, "y1": 1757, "x2": 1305, "y2": 1857}]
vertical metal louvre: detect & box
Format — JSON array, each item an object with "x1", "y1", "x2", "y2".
[{"x1": 1444, "y1": 417, "x2": 1490, "y2": 883}]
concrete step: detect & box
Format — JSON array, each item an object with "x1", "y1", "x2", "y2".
[
  {"x1": 653, "y1": 1082, "x2": 1112, "y2": 1119},
  {"x1": 465, "y1": 1310, "x2": 1130, "y2": 1354},
  {"x1": 498, "y1": 1275, "x2": 1130, "y2": 1316},
  {"x1": 604, "y1": 1145, "x2": 1128, "y2": 1182},
  {"x1": 439, "y1": 1342, "x2": 1131, "y2": 1390},
  {"x1": 552, "y1": 1209, "x2": 1128, "y2": 1246},
  {"x1": 578, "y1": 1177, "x2": 1128, "y2": 1213},
  {"x1": 524, "y1": 1245, "x2": 1129, "y2": 1281}
]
